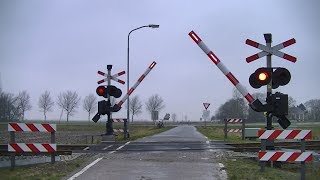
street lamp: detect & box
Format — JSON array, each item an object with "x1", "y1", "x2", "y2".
[{"x1": 127, "y1": 24, "x2": 159, "y2": 126}]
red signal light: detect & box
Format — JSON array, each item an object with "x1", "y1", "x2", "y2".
[
  {"x1": 249, "y1": 68, "x2": 272, "y2": 89},
  {"x1": 258, "y1": 72, "x2": 268, "y2": 81},
  {"x1": 96, "y1": 86, "x2": 107, "y2": 97}
]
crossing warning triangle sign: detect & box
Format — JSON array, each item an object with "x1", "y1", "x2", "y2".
[{"x1": 203, "y1": 103, "x2": 210, "y2": 110}]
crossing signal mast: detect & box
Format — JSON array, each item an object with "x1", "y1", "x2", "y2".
[
  {"x1": 92, "y1": 62, "x2": 157, "y2": 136},
  {"x1": 189, "y1": 30, "x2": 298, "y2": 173},
  {"x1": 246, "y1": 34, "x2": 296, "y2": 130},
  {"x1": 188, "y1": 31, "x2": 296, "y2": 129},
  {"x1": 249, "y1": 67, "x2": 292, "y2": 129}
]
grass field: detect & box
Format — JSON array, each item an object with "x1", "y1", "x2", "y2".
[{"x1": 0, "y1": 155, "x2": 91, "y2": 180}]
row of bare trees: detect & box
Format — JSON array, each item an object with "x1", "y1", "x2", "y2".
[
  {"x1": 1, "y1": 88, "x2": 165, "y2": 122},
  {"x1": 0, "y1": 90, "x2": 32, "y2": 121}
]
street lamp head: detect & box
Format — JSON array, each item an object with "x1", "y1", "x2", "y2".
[{"x1": 149, "y1": 24, "x2": 160, "y2": 28}]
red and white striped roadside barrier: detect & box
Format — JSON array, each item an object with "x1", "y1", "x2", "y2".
[
  {"x1": 258, "y1": 129, "x2": 313, "y2": 167},
  {"x1": 258, "y1": 151, "x2": 312, "y2": 162},
  {"x1": 113, "y1": 129, "x2": 129, "y2": 133},
  {"x1": 223, "y1": 118, "x2": 245, "y2": 139},
  {"x1": 112, "y1": 118, "x2": 127, "y2": 123},
  {"x1": 8, "y1": 123, "x2": 56, "y2": 132},
  {"x1": 8, "y1": 122, "x2": 57, "y2": 168},
  {"x1": 117, "y1": 61, "x2": 157, "y2": 107},
  {"x1": 113, "y1": 129, "x2": 124, "y2": 133},
  {"x1": 225, "y1": 118, "x2": 243, "y2": 123},
  {"x1": 258, "y1": 130, "x2": 312, "y2": 140},
  {"x1": 228, "y1": 129, "x2": 242, "y2": 133},
  {"x1": 8, "y1": 143, "x2": 56, "y2": 153},
  {"x1": 188, "y1": 31, "x2": 255, "y2": 104}
]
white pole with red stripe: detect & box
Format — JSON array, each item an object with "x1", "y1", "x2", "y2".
[
  {"x1": 117, "y1": 61, "x2": 157, "y2": 107},
  {"x1": 188, "y1": 31, "x2": 255, "y2": 104}
]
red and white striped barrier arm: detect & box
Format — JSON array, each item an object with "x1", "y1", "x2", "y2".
[
  {"x1": 189, "y1": 31, "x2": 255, "y2": 104},
  {"x1": 226, "y1": 118, "x2": 242, "y2": 123},
  {"x1": 258, "y1": 151, "x2": 312, "y2": 162},
  {"x1": 112, "y1": 118, "x2": 127, "y2": 123},
  {"x1": 117, "y1": 61, "x2": 157, "y2": 107},
  {"x1": 258, "y1": 130, "x2": 312, "y2": 140},
  {"x1": 8, "y1": 143, "x2": 56, "y2": 153},
  {"x1": 8, "y1": 123, "x2": 56, "y2": 132}
]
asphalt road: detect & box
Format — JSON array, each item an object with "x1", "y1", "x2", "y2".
[{"x1": 66, "y1": 125, "x2": 228, "y2": 180}]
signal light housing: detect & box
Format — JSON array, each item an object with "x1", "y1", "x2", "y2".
[
  {"x1": 98, "y1": 100, "x2": 111, "y2": 115},
  {"x1": 249, "y1": 67, "x2": 291, "y2": 89},
  {"x1": 272, "y1": 68, "x2": 291, "y2": 89},
  {"x1": 249, "y1": 68, "x2": 272, "y2": 89},
  {"x1": 96, "y1": 85, "x2": 122, "y2": 98}
]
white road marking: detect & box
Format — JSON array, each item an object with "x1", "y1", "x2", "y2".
[
  {"x1": 108, "y1": 141, "x2": 130, "y2": 154},
  {"x1": 67, "y1": 157, "x2": 103, "y2": 180},
  {"x1": 83, "y1": 147, "x2": 89, "y2": 151},
  {"x1": 115, "y1": 141, "x2": 130, "y2": 151},
  {"x1": 102, "y1": 145, "x2": 113, "y2": 150}
]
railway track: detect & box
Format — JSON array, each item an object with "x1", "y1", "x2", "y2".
[{"x1": 1, "y1": 140, "x2": 319, "y2": 154}]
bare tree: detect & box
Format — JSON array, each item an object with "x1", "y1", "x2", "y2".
[
  {"x1": 57, "y1": 91, "x2": 81, "y2": 122},
  {"x1": 232, "y1": 87, "x2": 242, "y2": 100},
  {"x1": 83, "y1": 94, "x2": 97, "y2": 121},
  {"x1": 172, "y1": 113, "x2": 177, "y2": 122},
  {"x1": 38, "y1": 90, "x2": 54, "y2": 121},
  {"x1": 128, "y1": 95, "x2": 142, "y2": 122},
  {"x1": 16, "y1": 90, "x2": 32, "y2": 121},
  {"x1": 0, "y1": 91, "x2": 19, "y2": 121},
  {"x1": 145, "y1": 94, "x2": 165, "y2": 124}
]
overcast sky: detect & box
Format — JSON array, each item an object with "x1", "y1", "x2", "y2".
[{"x1": 1, "y1": 0, "x2": 319, "y2": 122}]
